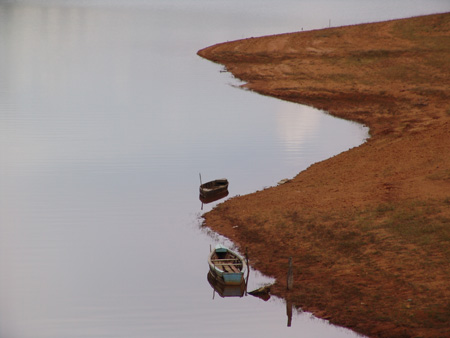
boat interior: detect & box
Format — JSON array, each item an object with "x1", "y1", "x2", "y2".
[
  {"x1": 211, "y1": 251, "x2": 243, "y2": 273},
  {"x1": 202, "y1": 179, "x2": 227, "y2": 189}
]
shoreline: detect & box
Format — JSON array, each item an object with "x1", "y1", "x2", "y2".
[{"x1": 198, "y1": 13, "x2": 450, "y2": 338}]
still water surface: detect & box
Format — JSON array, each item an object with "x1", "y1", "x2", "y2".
[{"x1": 1, "y1": 1, "x2": 449, "y2": 337}]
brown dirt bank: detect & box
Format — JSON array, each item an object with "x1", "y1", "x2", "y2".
[{"x1": 198, "y1": 13, "x2": 450, "y2": 338}]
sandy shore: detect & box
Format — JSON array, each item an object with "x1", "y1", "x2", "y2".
[{"x1": 198, "y1": 13, "x2": 450, "y2": 338}]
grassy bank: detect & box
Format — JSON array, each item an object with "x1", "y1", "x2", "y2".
[{"x1": 198, "y1": 13, "x2": 450, "y2": 338}]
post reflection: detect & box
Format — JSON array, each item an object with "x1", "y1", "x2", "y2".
[{"x1": 287, "y1": 298, "x2": 293, "y2": 327}]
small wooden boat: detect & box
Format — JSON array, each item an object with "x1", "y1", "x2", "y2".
[
  {"x1": 208, "y1": 244, "x2": 247, "y2": 285},
  {"x1": 199, "y1": 178, "x2": 229, "y2": 198}
]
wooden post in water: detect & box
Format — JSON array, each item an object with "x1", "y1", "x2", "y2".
[
  {"x1": 286, "y1": 257, "x2": 294, "y2": 325},
  {"x1": 287, "y1": 257, "x2": 293, "y2": 290}
]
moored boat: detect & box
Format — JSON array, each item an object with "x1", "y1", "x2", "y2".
[
  {"x1": 199, "y1": 178, "x2": 228, "y2": 198},
  {"x1": 208, "y1": 244, "x2": 247, "y2": 285}
]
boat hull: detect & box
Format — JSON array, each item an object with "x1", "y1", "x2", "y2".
[
  {"x1": 208, "y1": 266, "x2": 244, "y2": 285},
  {"x1": 199, "y1": 179, "x2": 229, "y2": 198}
]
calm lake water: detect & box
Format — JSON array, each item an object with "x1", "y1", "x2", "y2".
[{"x1": 1, "y1": 1, "x2": 449, "y2": 337}]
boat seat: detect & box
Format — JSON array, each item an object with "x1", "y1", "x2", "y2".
[{"x1": 224, "y1": 264, "x2": 240, "y2": 273}]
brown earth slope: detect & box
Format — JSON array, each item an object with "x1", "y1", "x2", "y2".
[{"x1": 198, "y1": 13, "x2": 450, "y2": 338}]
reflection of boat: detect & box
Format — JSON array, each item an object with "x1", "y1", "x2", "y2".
[
  {"x1": 199, "y1": 189, "x2": 229, "y2": 204},
  {"x1": 199, "y1": 179, "x2": 229, "y2": 198},
  {"x1": 208, "y1": 244, "x2": 247, "y2": 285},
  {"x1": 207, "y1": 272, "x2": 246, "y2": 298}
]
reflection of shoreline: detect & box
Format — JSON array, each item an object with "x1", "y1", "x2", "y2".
[{"x1": 198, "y1": 13, "x2": 450, "y2": 338}]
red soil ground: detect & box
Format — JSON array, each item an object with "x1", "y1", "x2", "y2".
[{"x1": 198, "y1": 13, "x2": 450, "y2": 338}]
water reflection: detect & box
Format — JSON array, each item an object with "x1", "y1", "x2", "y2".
[
  {"x1": 207, "y1": 272, "x2": 246, "y2": 298},
  {"x1": 286, "y1": 299, "x2": 294, "y2": 328},
  {"x1": 199, "y1": 190, "x2": 229, "y2": 208},
  {"x1": 276, "y1": 103, "x2": 321, "y2": 153}
]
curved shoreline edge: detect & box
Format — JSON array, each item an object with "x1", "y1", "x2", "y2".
[{"x1": 198, "y1": 13, "x2": 450, "y2": 338}]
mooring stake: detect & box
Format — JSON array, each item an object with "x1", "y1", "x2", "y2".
[{"x1": 287, "y1": 257, "x2": 293, "y2": 290}]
